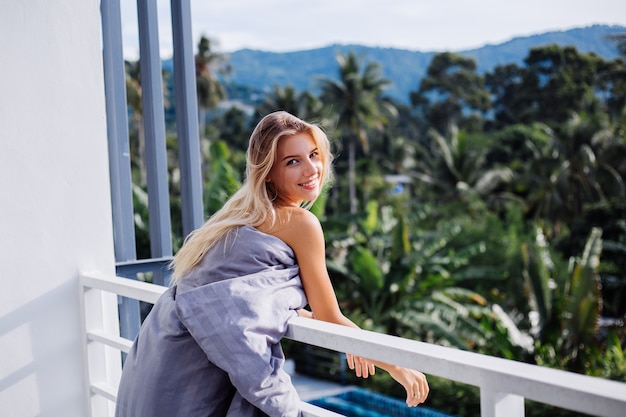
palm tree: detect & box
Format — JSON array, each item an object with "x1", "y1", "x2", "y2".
[
  {"x1": 412, "y1": 125, "x2": 515, "y2": 210},
  {"x1": 256, "y1": 85, "x2": 324, "y2": 122},
  {"x1": 319, "y1": 51, "x2": 396, "y2": 214},
  {"x1": 523, "y1": 114, "x2": 625, "y2": 235},
  {"x1": 515, "y1": 227, "x2": 605, "y2": 373},
  {"x1": 195, "y1": 35, "x2": 230, "y2": 141}
]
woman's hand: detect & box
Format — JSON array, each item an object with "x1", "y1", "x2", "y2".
[
  {"x1": 387, "y1": 366, "x2": 429, "y2": 407},
  {"x1": 346, "y1": 353, "x2": 376, "y2": 378}
]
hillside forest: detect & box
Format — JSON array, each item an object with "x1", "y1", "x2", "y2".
[{"x1": 124, "y1": 33, "x2": 626, "y2": 416}]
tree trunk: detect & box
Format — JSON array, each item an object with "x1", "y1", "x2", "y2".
[{"x1": 348, "y1": 136, "x2": 357, "y2": 214}]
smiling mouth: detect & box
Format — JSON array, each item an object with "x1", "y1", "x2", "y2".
[{"x1": 299, "y1": 178, "x2": 319, "y2": 188}]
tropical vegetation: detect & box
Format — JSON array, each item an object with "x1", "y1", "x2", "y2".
[{"x1": 124, "y1": 33, "x2": 626, "y2": 416}]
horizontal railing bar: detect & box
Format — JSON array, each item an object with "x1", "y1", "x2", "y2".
[
  {"x1": 286, "y1": 316, "x2": 626, "y2": 417},
  {"x1": 81, "y1": 273, "x2": 340, "y2": 416},
  {"x1": 81, "y1": 271, "x2": 167, "y2": 304},
  {"x1": 87, "y1": 330, "x2": 133, "y2": 353},
  {"x1": 115, "y1": 256, "x2": 173, "y2": 267},
  {"x1": 80, "y1": 272, "x2": 626, "y2": 417},
  {"x1": 116, "y1": 256, "x2": 173, "y2": 276},
  {"x1": 91, "y1": 382, "x2": 117, "y2": 402}
]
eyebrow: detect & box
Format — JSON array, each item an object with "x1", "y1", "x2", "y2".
[{"x1": 281, "y1": 147, "x2": 319, "y2": 161}]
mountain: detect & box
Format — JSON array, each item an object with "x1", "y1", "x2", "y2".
[{"x1": 220, "y1": 24, "x2": 625, "y2": 104}]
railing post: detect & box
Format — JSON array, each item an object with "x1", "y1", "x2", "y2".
[
  {"x1": 80, "y1": 276, "x2": 123, "y2": 417},
  {"x1": 117, "y1": 290, "x2": 142, "y2": 343},
  {"x1": 101, "y1": 0, "x2": 136, "y2": 262},
  {"x1": 100, "y1": 0, "x2": 142, "y2": 347},
  {"x1": 480, "y1": 387, "x2": 524, "y2": 417},
  {"x1": 171, "y1": 0, "x2": 204, "y2": 237},
  {"x1": 137, "y1": 0, "x2": 173, "y2": 287}
]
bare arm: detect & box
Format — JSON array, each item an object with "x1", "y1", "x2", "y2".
[{"x1": 280, "y1": 209, "x2": 429, "y2": 406}]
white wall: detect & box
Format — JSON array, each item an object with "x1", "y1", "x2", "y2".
[{"x1": 0, "y1": 1, "x2": 118, "y2": 416}]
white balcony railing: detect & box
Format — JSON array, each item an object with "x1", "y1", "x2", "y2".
[{"x1": 79, "y1": 271, "x2": 626, "y2": 417}]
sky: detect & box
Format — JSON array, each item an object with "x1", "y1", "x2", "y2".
[{"x1": 120, "y1": 0, "x2": 626, "y2": 60}]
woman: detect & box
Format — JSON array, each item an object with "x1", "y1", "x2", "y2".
[{"x1": 115, "y1": 111, "x2": 429, "y2": 417}]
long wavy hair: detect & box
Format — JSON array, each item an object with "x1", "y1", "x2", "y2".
[{"x1": 169, "y1": 111, "x2": 334, "y2": 284}]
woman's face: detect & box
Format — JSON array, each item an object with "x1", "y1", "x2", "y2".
[{"x1": 267, "y1": 132, "x2": 323, "y2": 207}]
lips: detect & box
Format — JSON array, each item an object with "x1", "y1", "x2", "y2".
[{"x1": 299, "y1": 178, "x2": 319, "y2": 189}]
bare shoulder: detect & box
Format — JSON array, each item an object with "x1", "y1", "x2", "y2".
[{"x1": 272, "y1": 207, "x2": 324, "y2": 250}]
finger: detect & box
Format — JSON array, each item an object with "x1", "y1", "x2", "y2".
[
  {"x1": 346, "y1": 354, "x2": 355, "y2": 370},
  {"x1": 407, "y1": 383, "x2": 419, "y2": 407},
  {"x1": 361, "y1": 359, "x2": 369, "y2": 378},
  {"x1": 351, "y1": 356, "x2": 362, "y2": 377},
  {"x1": 361, "y1": 357, "x2": 372, "y2": 378},
  {"x1": 406, "y1": 391, "x2": 417, "y2": 407},
  {"x1": 419, "y1": 378, "x2": 430, "y2": 402},
  {"x1": 412, "y1": 383, "x2": 420, "y2": 405},
  {"x1": 411, "y1": 379, "x2": 428, "y2": 405}
]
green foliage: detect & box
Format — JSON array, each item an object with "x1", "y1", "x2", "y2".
[
  {"x1": 593, "y1": 331, "x2": 626, "y2": 382},
  {"x1": 255, "y1": 85, "x2": 325, "y2": 122},
  {"x1": 525, "y1": 400, "x2": 596, "y2": 417},
  {"x1": 418, "y1": 376, "x2": 481, "y2": 417},
  {"x1": 130, "y1": 29, "x2": 626, "y2": 414},
  {"x1": 485, "y1": 123, "x2": 554, "y2": 168},
  {"x1": 411, "y1": 52, "x2": 490, "y2": 133},
  {"x1": 309, "y1": 183, "x2": 330, "y2": 219},
  {"x1": 203, "y1": 140, "x2": 241, "y2": 216},
  {"x1": 131, "y1": 183, "x2": 151, "y2": 259},
  {"x1": 517, "y1": 227, "x2": 611, "y2": 375},
  {"x1": 319, "y1": 50, "x2": 397, "y2": 214},
  {"x1": 297, "y1": 36, "x2": 624, "y2": 414},
  {"x1": 487, "y1": 44, "x2": 608, "y2": 128},
  {"x1": 348, "y1": 246, "x2": 384, "y2": 293},
  {"x1": 561, "y1": 228, "x2": 603, "y2": 362},
  {"x1": 395, "y1": 288, "x2": 493, "y2": 350},
  {"x1": 411, "y1": 126, "x2": 516, "y2": 213},
  {"x1": 325, "y1": 202, "x2": 533, "y2": 358},
  {"x1": 556, "y1": 199, "x2": 626, "y2": 318},
  {"x1": 195, "y1": 35, "x2": 230, "y2": 109},
  {"x1": 520, "y1": 233, "x2": 553, "y2": 338}
]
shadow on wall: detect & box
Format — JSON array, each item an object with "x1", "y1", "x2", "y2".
[{"x1": 0, "y1": 279, "x2": 85, "y2": 415}]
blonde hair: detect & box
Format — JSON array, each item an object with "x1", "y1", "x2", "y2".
[{"x1": 169, "y1": 111, "x2": 334, "y2": 284}]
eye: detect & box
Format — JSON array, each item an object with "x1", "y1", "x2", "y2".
[
  {"x1": 310, "y1": 151, "x2": 319, "y2": 159},
  {"x1": 286, "y1": 159, "x2": 298, "y2": 166}
]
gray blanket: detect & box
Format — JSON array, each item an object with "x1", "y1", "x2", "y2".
[{"x1": 115, "y1": 226, "x2": 307, "y2": 417}]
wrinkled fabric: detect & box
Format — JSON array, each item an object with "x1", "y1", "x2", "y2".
[{"x1": 115, "y1": 226, "x2": 307, "y2": 417}]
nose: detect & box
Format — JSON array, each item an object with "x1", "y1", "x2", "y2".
[{"x1": 304, "y1": 158, "x2": 318, "y2": 176}]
